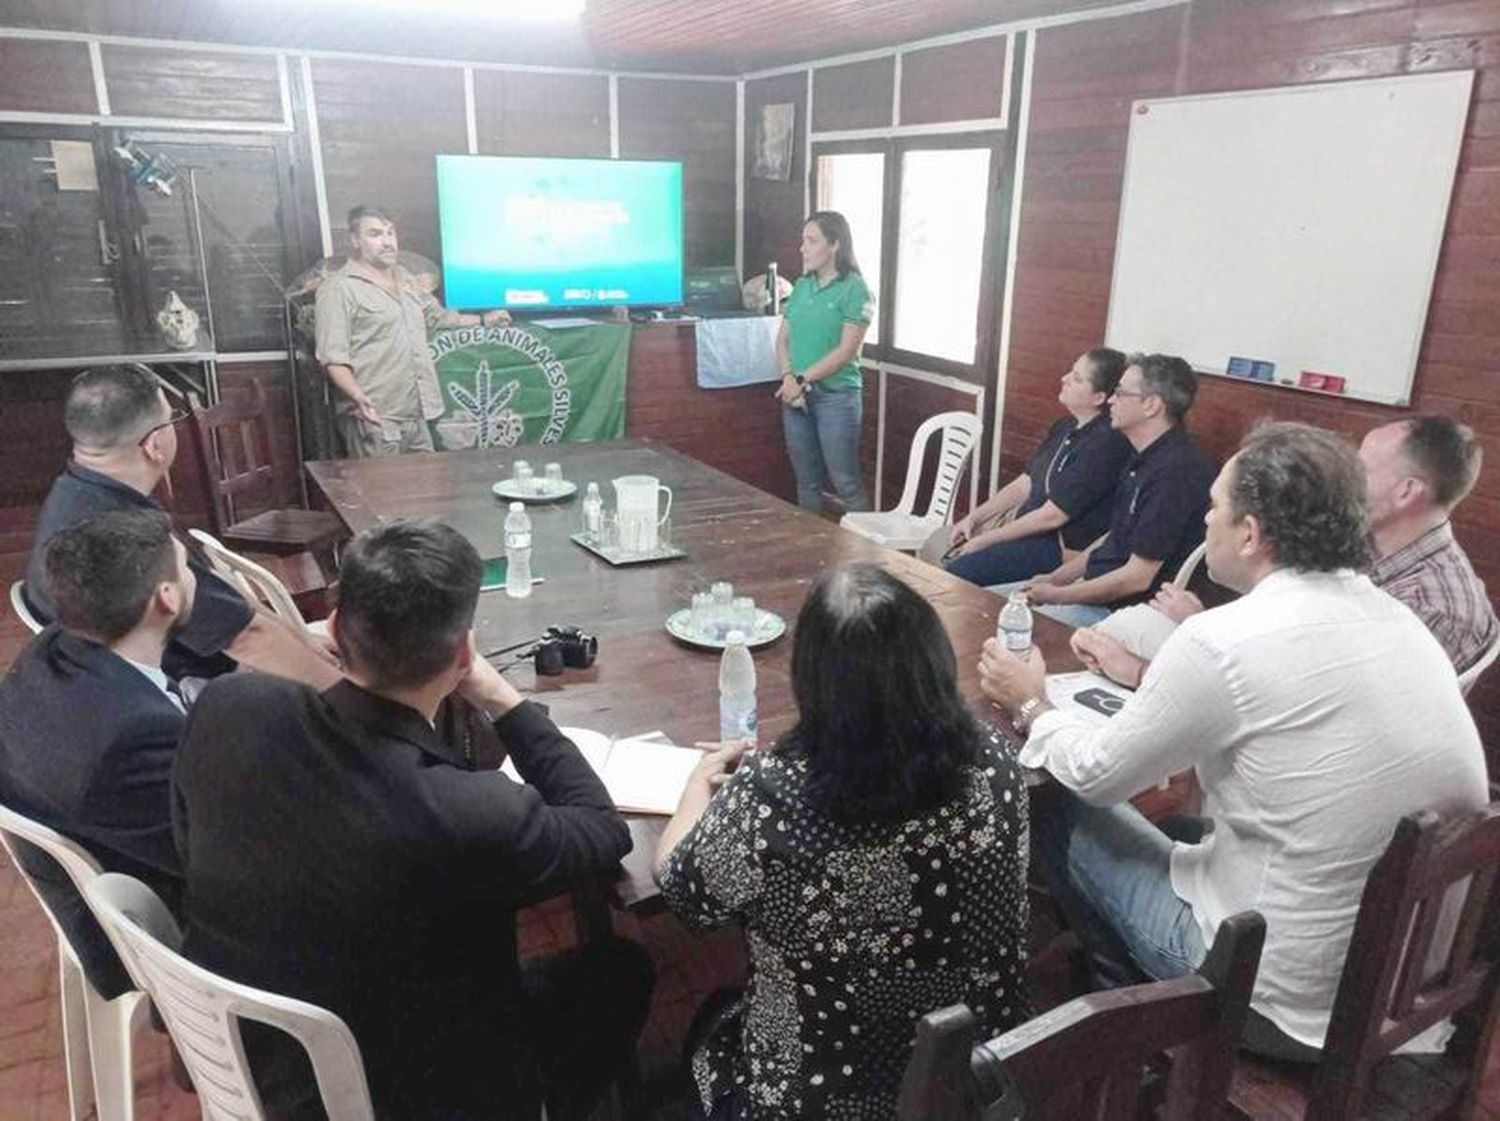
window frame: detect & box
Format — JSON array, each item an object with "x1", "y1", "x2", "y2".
[{"x1": 811, "y1": 130, "x2": 1008, "y2": 382}]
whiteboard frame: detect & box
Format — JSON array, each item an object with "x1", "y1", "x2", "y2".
[{"x1": 1105, "y1": 70, "x2": 1475, "y2": 409}]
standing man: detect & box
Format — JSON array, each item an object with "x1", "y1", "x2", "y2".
[
  {"x1": 980, "y1": 423, "x2": 1487, "y2": 1061},
  {"x1": 1017, "y1": 353, "x2": 1216, "y2": 628},
  {"x1": 315, "y1": 205, "x2": 508, "y2": 457}
]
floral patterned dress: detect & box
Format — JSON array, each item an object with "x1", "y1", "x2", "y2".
[{"x1": 657, "y1": 731, "x2": 1030, "y2": 1120}]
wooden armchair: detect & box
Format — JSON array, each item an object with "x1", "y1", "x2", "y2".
[
  {"x1": 898, "y1": 911, "x2": 1266, "y2": 1120},
  {"x1": 187, "y1": 378, "x2": 344, "y2": 556},
  {"x1": 1229, "y1": 804, "x2": 1500, "y2": 1121}
]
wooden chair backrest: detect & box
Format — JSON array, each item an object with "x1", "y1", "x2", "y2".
[
  {"x1": 187, "y1": 379, "x2": 280, "y2": 534},
  {"x1": 897, "y1": 911, "x2": 1266, "y2": 1121},
  {"x1": 1308, "y1": 803, "x2": 1500, "y2": 1121}
]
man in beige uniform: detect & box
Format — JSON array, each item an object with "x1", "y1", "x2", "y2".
[{"x1": 316, "y1": 205, "x2": 507, "y2": 457}]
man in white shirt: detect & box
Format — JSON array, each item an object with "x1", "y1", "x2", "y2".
[{"x1": 979, "y1": 422, "x2": 1488, "y2": 1060}]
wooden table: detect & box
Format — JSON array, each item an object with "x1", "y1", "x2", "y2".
[{"x1": 307, "y1": 439, "x2": 1080, "y2": 909}]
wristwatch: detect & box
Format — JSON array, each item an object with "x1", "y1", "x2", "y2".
[
  {"x1": 1015, "y1": 696, "x2": 1047, "y2": 729},
  {"x1": 794, "y1": 373, "x2": 808, "y2": 390}
]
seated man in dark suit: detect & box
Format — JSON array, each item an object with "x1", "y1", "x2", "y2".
[
  {"x1": 24, "y1": 364, "x2": 337, "y2": 686},
  {"x1": 0, "y1": 509, "x2": 193, "y2": 997},
  {"x1": 173, "y1": 519, "x2": 653, "y2": 1120}
]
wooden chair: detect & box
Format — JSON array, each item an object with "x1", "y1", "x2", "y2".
[
  {"x1": 187, "y1": 379, "x2": 344, "y2": 556},
  {"x1": 898, "y1": 911, "x2": 1267, "y2": 1121},
  {"x1": 1229, "y1": 804, "x2": 1500, "y2": 1121}
]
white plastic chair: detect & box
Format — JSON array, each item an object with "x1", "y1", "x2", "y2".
[
  {"x1": 1172, "y1": 540, "x2": 1208, "y2": 590},
  {"x1": 0, "y1": 802, "x2": 146, "y2": 1121},
  {"x1": 10, "y1": 580, "x2": 44, "y2": 635},
  {"x1": 1458, "y1": 630, "x2": 1500, "y2": 694},
  {"x1": 188, "y1": 528, "x2": 328, "y2": 639},
  {"x1": 842, "y1": 411, "x2": 983, "y2": 551},
  {"x1": 84, "y1": 872, "x2": 376, "y2": 1121}
]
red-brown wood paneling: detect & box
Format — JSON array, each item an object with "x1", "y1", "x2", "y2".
[
  {"x1": 617, "y1": 77, "x2": 738, "y2": 268},
  {"x1": 473, "y1": 70, "x2": 611, "y2": 158},
  {"x1": 625, "y1": 323, "x2": 795, "y2": 501},
  {"x1": 309, "y1": 58, "x2": 468, "y2": 265},
  {"x1": 812, "y1": 57, "x2": 896, "y2": 132},
  {"x1": 99, "y1": 45, "x2": 283, "y2": 121},
  {"x1": 900, "y1": 35, "x2": 1010, "y2": 124},
  {"x1": 0, "y1": 39, "x2": 96, "y2": 114},
  {"x1": 745, "y1": 71, "x2": 810, "y2": 284},
  {"x1": 1006, "y1": 0, "x2": 1500, "y2": 751}
]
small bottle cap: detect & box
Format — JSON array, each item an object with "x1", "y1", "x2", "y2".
[
  {"x1": 509, "y1": 501, "x2": 524, "y2": 512},
  {"x1": 726, "y1": 630, "x2": 747, "y2": 645}
]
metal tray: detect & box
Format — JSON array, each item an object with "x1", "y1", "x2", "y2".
[{"x1": 570, "y1": 531, "x2": 686, "y2": 566}]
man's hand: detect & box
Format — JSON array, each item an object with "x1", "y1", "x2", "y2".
[
  {"x1": 1024, "y1": 575, "x2": 1069, "y2": 604},
  {"x1": 978, "y1": 637, "x2": 1048, "y2": 716},
  {"x1": 481, "y1": 309, "x2": 511, "y2": 327},
  {"x1": 1071, "y1": 627, "x2": 1147, "y2": 689},
  {"x1": 688, "y1": 739, "x2": 752, "y2": 790},
  {"x1": 1150, "y1": 585, "x2": 1204, "y2": 624},
  {"x1": 456, "y1": 636, "x2": 525, "y2": 717},
  {"x1": 351, "y1": 391, "x2": 382, "y2": 426}
]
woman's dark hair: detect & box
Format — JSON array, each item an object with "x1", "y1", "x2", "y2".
[
  {"x1": 805, "y1": 211, "x2": 861, "y2": 277},
  {"x1": 781, "y1": 564, "x2": 984, "y2": 823},
  {"x1": 1230, "y1": 421, "x2": 1371, "y2": 573},
  {"x1": 334, "y1": 519, "x2": 482, "y2": 689},
  {"x1": 1084, "y1": 347, "x2": 1128, "y2": 396}
]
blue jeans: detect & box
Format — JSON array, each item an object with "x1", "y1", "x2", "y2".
[
  {"x1": 1030, "y1": 784, "x2": 1206, "y2": 984},
  {"x1": 782, "y1": 386, "x2": 868, "y2": 513},
  {"x1": 946, "y1": 533, "x2": 1062, "y2": 587}
]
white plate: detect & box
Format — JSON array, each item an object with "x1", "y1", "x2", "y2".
[
  {"x1": 665, "y1": 607, "x2": 786, "y2": 651},
  {"x1": 491, "y1": 478, "x2": 578, "y2": 503}
]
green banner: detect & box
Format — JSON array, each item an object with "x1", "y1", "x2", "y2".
[{"x1": 425, "y1": 321, "x2": 631, "y2": 450}]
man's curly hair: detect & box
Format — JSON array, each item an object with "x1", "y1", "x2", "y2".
[{"x1": 1230, "y1": 422, "x2": 1371, "y2": 573}]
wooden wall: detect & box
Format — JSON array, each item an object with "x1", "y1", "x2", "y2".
[{"x1": 1006, "y1": 0, "x2": 1500, "y2": 749}]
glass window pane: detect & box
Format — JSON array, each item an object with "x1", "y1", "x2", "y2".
[
  {"x1": 893, "y1": 148, "x2": 992, "y2": 364},
  {"x1": 815, "y1": 151, "x2": 884, "y2": 345}
]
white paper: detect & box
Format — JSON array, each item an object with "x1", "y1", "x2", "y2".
[
  {"x1": 530, "y1": 317, "x2": 598, "y2": 329},
  {"x1": 501, "y1": 726, "x2": 702, "y2": 815},
  {"x1": 1044, "y1": 671, "x2": 1132, "y2": 727},
  {"x1": 51, "y1": 140, "x2": 98, "y2": 191}
]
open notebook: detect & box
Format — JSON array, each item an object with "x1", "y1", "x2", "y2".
[{"x1": 499, "y1": 727, "x2": 703, "y2": 815}]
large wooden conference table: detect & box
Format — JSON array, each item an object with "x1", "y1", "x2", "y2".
[{"x1": 306, "y1": 438, "x2": 1080, "y2": 911}]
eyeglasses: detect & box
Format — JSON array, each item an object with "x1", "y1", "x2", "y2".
[
  {"x1": 137, "y1": 407, "x2": 189, "y2": 447},
  {"x1": 1110, "y1": 389, "x2": 1152, "y2": 400}
]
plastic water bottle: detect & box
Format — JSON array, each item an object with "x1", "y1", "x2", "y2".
[
  {"x1": 719, "y1": 631, "x2": 758, "y2": 745},
  {"x1": 998, "y1": 590, "x2": 1033, "y2": 654},
  {"x1": 581, "y1": 481, "x2": 603, "y2": 540},
  {"x1": 504, "y1": 502, "x2": 532, "y2": 599}
]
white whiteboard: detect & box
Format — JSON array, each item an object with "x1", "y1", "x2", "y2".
[{"x1": 1105, "y1": 70, "x2": 1473, "y2": 407}]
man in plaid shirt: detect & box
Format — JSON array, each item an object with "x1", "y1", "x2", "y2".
[{"x1": 1361, "y1": 415, "x2": 1498, "y2": 676}]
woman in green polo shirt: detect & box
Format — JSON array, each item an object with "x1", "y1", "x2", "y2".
[{"x1": 775, "y1": 211, "x2": 874, "y2": 512}]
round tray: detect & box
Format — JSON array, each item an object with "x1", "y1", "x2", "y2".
[
  {"x1": 665, "y1": 607, "x2": 786, "y2": 651},
  {"x1": 491, "y1": 478, "x2": 578, "y2": 503}
]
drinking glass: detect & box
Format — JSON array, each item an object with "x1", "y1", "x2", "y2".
[
  {"x1": 513, "y1": 460, "x2": 533, "y2": 494},
  {"x1": 732, "y1": 596, "x2": 756, "y2": 634},
  {"x1": 544, "y1": 462, "x2": 564, "y2": 488},
  {"x1": 690, "y1": 592, "x2": 714, "y2": 637}
]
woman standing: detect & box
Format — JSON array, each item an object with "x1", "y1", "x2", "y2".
[
  {"x1": 775, "y1": 212, "x2": 874, "y2": 513},
  {"x1": 656, "y1": 564, "x2": 1029, "y2": 1120}
]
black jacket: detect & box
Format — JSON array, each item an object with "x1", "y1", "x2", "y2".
[
  {"x1": 0, "y1": 627, "x2": 185, "y2": 997},
  {"x1": 172, "y1": 673, "x2": 632, "y2": 1119}
]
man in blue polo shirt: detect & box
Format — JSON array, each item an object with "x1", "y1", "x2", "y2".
[{"x1": 1020, "y1": 354, "x2": 1216, "y2": 628}]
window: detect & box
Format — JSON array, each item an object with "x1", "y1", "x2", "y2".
[
  {"x1": 892, "y1": 147, "x2": 992, "y2": 364},
  {"x1": 815, "y1": 151, "x2": 885, "y2": 344},
  {"x1": 812, "y1": 133, "x2": 1005, "y2": 378}
]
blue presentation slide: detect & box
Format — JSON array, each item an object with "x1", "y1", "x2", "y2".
[{"x1": 437, "y1": 155, "x2": 684, "y2": 310}]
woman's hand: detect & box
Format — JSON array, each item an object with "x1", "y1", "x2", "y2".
[
  {"x1": 689, "y1": 739, "x2": 753, "y2": 789},
  {"x1": 950, "y1": 514, "x2": 974, "y2": 548},
  {"x1": 774, "y1": 372, "x2": 806, "y2": 409}
]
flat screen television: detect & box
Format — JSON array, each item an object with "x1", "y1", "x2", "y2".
[{"x1": 436, "y1": 154, "x2": 684, "y2": 311}]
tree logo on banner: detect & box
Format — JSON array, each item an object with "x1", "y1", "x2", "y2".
[{"x1": 428, "y1": 325, "x2": 573, "y2": 450}]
